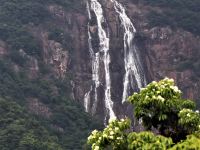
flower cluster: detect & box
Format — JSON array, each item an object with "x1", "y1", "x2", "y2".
[
  {"x1": 87, "y1": 118, "x2": 131, "y2": 150},
  {"x1": 179, "y1": 108, "x2": 200, "y2": 133},
  {"x1": 129, "y1": 77, "x2": 182, "y2": 105}
]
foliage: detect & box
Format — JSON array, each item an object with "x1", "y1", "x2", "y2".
[
  {"x1": 129, "y1": 78, "x2": 199, "y2": 142},
  {"x1": 48, "y1": 28, "x2": 64, "y2": 43},
  {"x1": 88, "y1": 119, "x2": 174, "y2": 150},
  {"x1": 88, "y1": 78, "x2": 200, "y2": 149},
  {"x1": 0, "y1": 51, "x2": 102, "y2": 149},
  {"x1": 178, "y1": 109, "x2": 200, "y2": 134},
  {"x1": 169, "y1": 134, "x2": 200, "y2": 150},
  {"x1": 88, "y1": 119, "x2": 131, "y2": 150},
  {"x1": 0, "y1": 0, "x2": 83, "y2": 62},
  {"x1": 0, "y1": 0, "x2": 102, "y2": 149},
  {"x1": 0, "y1": 98, "x2": 62, "y2": 150},
  {"x1": 127, "y1": 132, "x2": 173, "y2": 150},
  {"x1": 48, "y1": 27, "x2": 73, "y2": 51},
  {"x1": 140, "y1": 0, "x2": 200, "y2": 36}
]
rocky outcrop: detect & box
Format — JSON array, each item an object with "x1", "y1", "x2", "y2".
[
  {"x1": 122, "y1": 1, "x2": 200, "y2": 104},
  {"x1": 40, "y1": 31, "x2": 69, "y2": 78},
  {"x1": 28, "y1": 98, "x2": 52, "y2": 118},
  {"x1": 143, "y1": 27, "x2": 200, "y2": 103},
  {"x1": 47, "y1": 5, "x2": 92, "y2": 102}
]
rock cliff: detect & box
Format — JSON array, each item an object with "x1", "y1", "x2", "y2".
[{"x1": 1, "y1": 0, "x2": 200, "y2": 122}]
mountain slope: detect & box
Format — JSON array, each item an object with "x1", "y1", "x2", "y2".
[
  {"x1": 0, "y1": 0, "x2": 200, "y2": 148},
  {"x1": 0, "y1": 0, "x2": 102, "y2": 149}
]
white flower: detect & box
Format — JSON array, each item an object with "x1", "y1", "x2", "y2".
[
  {"x1": 110, "y1": 131, "x2": 114, "y2": 135},
  {"x1": 109, "y1": 118, "x2": 116, "y2": 123},
  {"x1": 158, "y1": 95, "x2": 165, "y2": 102},
  {"x1": 117, "y1": 137, "x2": 122, "y2": 140},
  {"x1": 180, "y1": 109, "x2": 190, "y2": 114},
  {"x1": 92, "y1": 130, "x2": 98, "y2": 135},
  {"x1": 94, "y1": 146, "x2": 100, "y2": 150},
  {"x1": 170, "y1": 86, "x2": 181, "y2": 93},
  {"x1": 156, "y1": 91, "x2": 161, "y2": 94},
  {"x1": 120, "y1": 119, "x2": 125, "y2": 122},
  {"x1": 152, "y1": 81, "x2": 157, "y2": 84},
  {"x1": 164, "y1": 77, "x2": 169, "y2": 81},
  {"x1": 161, "y1": 85, "x2": 165, "y2": 88},
  {"x1": 109, "y1": 136, "x2": 114, "y2": 139},
  {"x1": 88, "y1": 135, "x2": 92, "y2": 141},
  {"x1": 173, "y1": 86, "x2": 179, "y2": 92},
  {"x1": 195, "y1": 110, "x2": 199, "y2": 113},
  {"x1": 103, "y1": 134, "x2": 108, "y2": 138},
  {"x1": 187, "y1": 113, "x2": 191, "y2": 117},
  {"x1": 115, "y1": 127, "x2": 119, "y2": 131}
]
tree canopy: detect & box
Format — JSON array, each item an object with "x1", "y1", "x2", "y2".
[{"x1": 87, "y1": 78, "x2": 200, "y2": 150}]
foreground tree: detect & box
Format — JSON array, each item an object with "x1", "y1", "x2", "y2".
[
  {"x1": 129, "y1": 78, "x2": 199, "y2": 142},
  {"x1": 87, "y1": 78, "x2": 200, "y2": 150}
]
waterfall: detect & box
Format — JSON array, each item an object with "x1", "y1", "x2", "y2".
[
  {"x1": 85, "y1": 2, "x2": 100, "y2": 114},
  {"x1": 85, "y1": 0, "x2": 146, "y2": 121},
  {"x1": 86, "y1": 0, "x2": 116, "y2": 121},
  {"x1": 111, "y1": 0, "x2": 146, "y2": 103},
  {"x1": 84, "y1": 86, "x2": 92, "y2": 112}
]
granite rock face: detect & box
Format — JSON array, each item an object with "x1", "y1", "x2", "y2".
[{"x1": 2, "y1": 0, "x2": 200, "y2": 121}]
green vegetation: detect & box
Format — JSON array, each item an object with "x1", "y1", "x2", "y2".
[
  {"x1": 0, "y1": 98, "x2": 62, "y2": 150},
  {"x1": 0, "y1": 59, "x2": 102, "y2": 149},
  {"x1": 0, "y1": 0, "x2": 102, "y2": 149},
  {"x1": 0, "y1": 0, "x2": 84, "y2": 62},
  {"x1": 48, "y1": 27, "x2": 73, "y2": 51},
  {"x1": 176, "y1": 54, "x2": 200, "y2": 76},
  {"x1": 87, "y1": 78, "x2": 200, "y2": 149},
  {"x1": 140, "y1": 0, "x2": 200, "y2": 36},
  {"x1": 0, "y1": 0, "x2": 48, "y2": 58}
]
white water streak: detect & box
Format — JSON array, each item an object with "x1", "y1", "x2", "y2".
[
  {"x1": 87, "y1": 0, "x2": 116, "y2": 120},
  {"x1": 84, "y1": 86, "x2": 92, "y2": 112},
  {"x1": 85, "y1": 2, "x2": 101, "y2": 114},
  {"x1": 112, "y1": 0, "x2": 146, "y2": 103}
]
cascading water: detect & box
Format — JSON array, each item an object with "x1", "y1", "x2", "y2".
[
  {"x1": 84, "y1": 86, "x2": 92, "y2": 113},
  {"x1": 111, "y1": 0, "x2": 146, "y2": 103},
  {"x1": 86, "y1": 0, "x2": 116, "y2": 121},
  {"x1": 85, "y1": 2, "x2": 100, "y2": 114},
  {"x1": 84, "y1": 0, "x2": 146, "y2": 122}
]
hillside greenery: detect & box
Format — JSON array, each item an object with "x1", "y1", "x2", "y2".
[
  {"x1": 140, "y1": 0, "x2": 200, "y2": 36},
  {"x1": 87, "y1": 78, "x2": 200, "y2": 149},
  {"x1": 0, "y1": 57, "x2": 102, "y2": 149},
  {"x1": 0, "y1": 0, "x2": 83, "y2": 60},
  {"x1": 0, "y1": 0, "x2": 103, "y2": 149}
]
